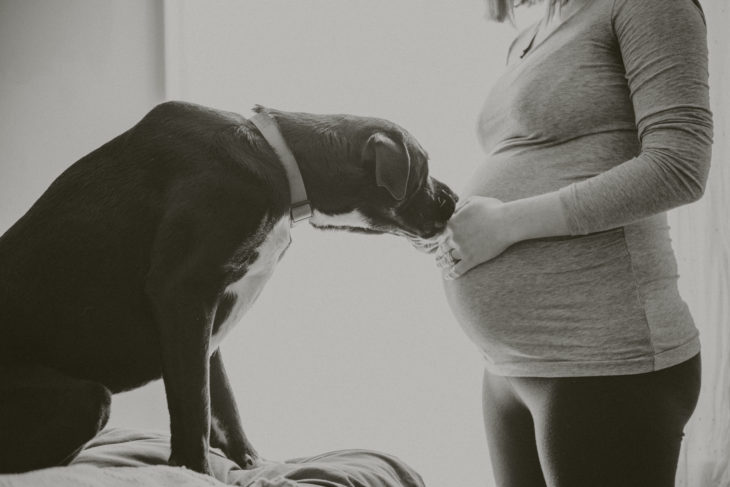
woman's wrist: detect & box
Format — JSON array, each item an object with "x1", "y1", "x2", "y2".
[{"x1": 500, "y1": 191, "x2": 571, "y2": 243}]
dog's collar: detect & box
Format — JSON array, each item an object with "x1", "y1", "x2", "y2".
[{"x1": 250, "y1": 112, "x2": 313, "y2": 225}]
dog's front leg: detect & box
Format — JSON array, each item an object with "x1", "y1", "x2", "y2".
[
  {"x1": 210, "y1": 349, "x2": 259, "y2": 468},
  {"x1": 146, "y1": 191, "x2": 268, "y2": 475},
  {"x1": 148, "y1": 279, "x2": 216, "y2": 475}
]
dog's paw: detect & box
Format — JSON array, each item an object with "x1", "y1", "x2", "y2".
[
  {"x1": 235, "y1": 451, "x2": 274, "y2": 470},
  {"x1": 169, "y1": 452, "x2": 213, "y2": 476}
]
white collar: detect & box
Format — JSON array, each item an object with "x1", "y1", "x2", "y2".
[{"x1": 250, "y1": 112, "x2": 313, "y2": 225}]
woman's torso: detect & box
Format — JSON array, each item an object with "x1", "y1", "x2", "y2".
[{"x1": 443, "y1": 0, "x2": 699, "y2": 377}]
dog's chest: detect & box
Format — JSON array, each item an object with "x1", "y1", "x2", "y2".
[{"x1": 210, "y1": 217, "x2": 291, "y2": 351}]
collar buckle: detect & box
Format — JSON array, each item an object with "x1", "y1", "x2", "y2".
[{"x1": 290, "y1": 200, "x2": 313, "y2": 225}]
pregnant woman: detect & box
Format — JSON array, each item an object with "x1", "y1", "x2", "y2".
[{"x1": 437, "y1": 0, "x2": 713, "y2": 485}]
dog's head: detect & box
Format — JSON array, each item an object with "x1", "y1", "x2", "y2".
[{"x1": 253, "y1": 106, "x2": 457, "y2": 243}]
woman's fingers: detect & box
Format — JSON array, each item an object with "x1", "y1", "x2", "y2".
[
  {"x1": 435, "y1": 242, "x2": 450, "y2": 261},
  {"x1": 436, "y1": 250, "x2": 454, "y2": 268},
  {"x1": 438, "y1": 195, "x2": 511, "y2": 278},
  {"x1": 435, "y1": 219, "x2": 473, "y2": 275},
  {"x1": 436, "y1": 243, "x2": 464, "y2": 269},
  {"x1": 443, "y1": 258, "x2": 473, "y2": 280}
]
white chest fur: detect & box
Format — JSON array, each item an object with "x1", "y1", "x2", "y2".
[
  {"x1": 210, "y1": 217, "x2": 291, "y2": 352},
  {"x1": 309, "y1": 209, "x2": 371, "y2": 230}
]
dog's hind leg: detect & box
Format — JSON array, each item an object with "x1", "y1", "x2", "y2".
[{"x1": 0, "y1": 364, "x2": 111, "y2": 473}]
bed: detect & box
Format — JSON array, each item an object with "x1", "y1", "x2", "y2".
[{"x1": 0, "y1": 428, "x2": 425, "y2": 487}]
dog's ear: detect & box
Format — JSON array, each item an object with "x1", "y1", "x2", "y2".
[
  {"x1": 252, "y1": 104, "x2": 271, "y2": 115},
  {"x1": 362, "y1": 133, "x2": 411, "y2": 201}
]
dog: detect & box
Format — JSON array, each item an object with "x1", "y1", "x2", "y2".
[{"x1": 0, "y1": 101, "x2": 457, "y2": 475}]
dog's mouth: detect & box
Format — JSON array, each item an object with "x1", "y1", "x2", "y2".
[
  {"x1": 389, "y1": 213, "x2": 449, "y2": 241},
  {"x1": 388, "y1": 180, "x2": 456, "y2": 241},
  {"x1": 307, "y1": 183, "x2": 454, "y2": 243},
  {"x1": 308, "y1": 215, "x2": 446, "y2": 244},
  {"x1": 310, "y1": 222, "x2": 383, "y2": 235}
]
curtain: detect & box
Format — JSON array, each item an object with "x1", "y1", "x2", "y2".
[{"x1": 674, "y1": 1, "x2": 730, "y2": 486}]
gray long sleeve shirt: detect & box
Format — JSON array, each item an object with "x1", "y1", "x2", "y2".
[{"x1": 443, "y1": 0, "x2": 712, "y2": 377}]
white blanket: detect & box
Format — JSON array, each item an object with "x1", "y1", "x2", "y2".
[{"x1": 0, "y1": 428, "x2": 425, "y2": 487}]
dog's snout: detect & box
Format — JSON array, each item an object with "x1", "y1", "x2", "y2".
[
  {"x1": 390, "y1": 178, "x2": 457, "y2": 239},
  {"x1": 436, "y1": 187, "x2": 458, "y2": 220}
]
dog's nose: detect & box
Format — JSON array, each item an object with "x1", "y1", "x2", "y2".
[{"x1": 436, "y1": 188, "x2": 457, "y2": 220}]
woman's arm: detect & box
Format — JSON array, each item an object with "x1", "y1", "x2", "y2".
[
  {"x1": 440, "y1": 0, "x2": 713, "y2": 279},
  {"x1": 559, "y1": 0, "x2": 713, "y2": 235}
]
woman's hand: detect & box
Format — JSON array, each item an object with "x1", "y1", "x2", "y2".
[
  {"x1": 435, "y1": 191, "x2": 571, "y2": 280},
  {"x1": 435, "y1": 196, "x2": 516, "y2": 280}
]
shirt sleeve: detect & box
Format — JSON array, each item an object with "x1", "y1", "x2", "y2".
[{"x1": 557, "y1": 0, "x2": 713, "y2": 235}]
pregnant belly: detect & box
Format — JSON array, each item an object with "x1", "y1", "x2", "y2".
[
  {"x1": 442, "y1": 227, "x2": 653, "y2": 364},
  {"x1": 463, "y1": 134, "x2": 642, "y2": 203}
]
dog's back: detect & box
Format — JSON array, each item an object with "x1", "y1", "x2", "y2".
[
  {"x1": 0, "y1": 128, "x2": 162, "y2": 387},
  {"x1": 0, "y1": 102, "x2": 286, "y2": 391}
]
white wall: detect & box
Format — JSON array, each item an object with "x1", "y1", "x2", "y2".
[
  {"x1": 0, "y1": 0, "x2": 169, "y2": 436},
  {"x1": 0, "y1": 0, "x2": 165, "y2": 230}
]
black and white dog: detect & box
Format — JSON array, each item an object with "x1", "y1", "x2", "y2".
[{"x1": 0, "y1": 101, "x2": 456, "y2": 475}]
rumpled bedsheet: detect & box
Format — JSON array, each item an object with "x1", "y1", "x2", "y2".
[{"x1": 0, "y1": 428, "x2": 425, "y2": 487}]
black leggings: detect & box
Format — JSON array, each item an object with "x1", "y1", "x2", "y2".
[{"x1": 482, "y1": 354, "x2": 701, "y2": 487}]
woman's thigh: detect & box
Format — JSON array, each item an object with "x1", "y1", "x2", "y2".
[
  {"x1": 513, "y1": 354, "x2": 701, "y2": 487},
  {"x1": 482, "y1": 370, "x2": 547, "y2": 487}
]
